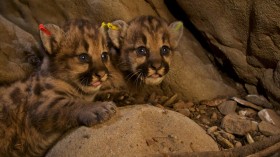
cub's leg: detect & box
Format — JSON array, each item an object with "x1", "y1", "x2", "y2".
[{"x1": 29, "y1": 99, "x2": 117, "y2": 133}]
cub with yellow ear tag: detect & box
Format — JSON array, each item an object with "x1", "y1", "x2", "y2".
[{"x1": 107, "y1": 15, "x2": 183, "y2": 88}]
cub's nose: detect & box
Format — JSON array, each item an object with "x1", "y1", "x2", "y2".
[
  {"x1": 151, "y1": 61, "x2": 162, "y2": 70},
  {"x1": 95, "y1": 70, "x2": 107, "y2": 78}
]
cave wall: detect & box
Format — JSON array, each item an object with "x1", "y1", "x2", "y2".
[{"x1": 1, "y1": 0, "x2": 279, "y2": 105}]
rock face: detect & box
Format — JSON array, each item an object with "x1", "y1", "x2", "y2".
[
  {"x1": 175, "y1": 0, "x2": 280, "y2": 107},
  {"x1": 0, "y1": 15, "x2": 40, "y2": 84},
  {"x1": 46, "y1": 105, "x2": 219, "y2": 157}
]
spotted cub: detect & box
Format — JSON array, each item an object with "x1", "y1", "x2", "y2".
[
  {"x1": 107, "y1": 15, "x2": 183, "y2": 88},
  {"x1": 0, "y1": 19, "x2": 116, "y2": 157}
]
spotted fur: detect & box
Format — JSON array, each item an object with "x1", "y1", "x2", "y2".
[{"x1": 0, "y1": 19, "x2": 117, "y2": 157}]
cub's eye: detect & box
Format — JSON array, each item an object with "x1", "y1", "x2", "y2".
[
  {"x1": 160, "y1": 46, "x2": 170, "y2": 56},
  {"x1": 101, "y1": 52, "x2": 109, "y2": 62},
  {"x1": 136, "y1": 46, "x2": 148, "y2": 56},
  {"x1": 78, "y1": 53, "x2": 90, "y2": 63}
]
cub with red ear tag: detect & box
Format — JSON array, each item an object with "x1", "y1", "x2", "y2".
[{"x1": 0, "y1": 19, "x2": 117, "y2": 157}]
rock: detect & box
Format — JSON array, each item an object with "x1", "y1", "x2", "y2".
[
  {"x1": 221, "y1": 113, "x2": 256, "y2": 136},
  {"x1": 217, "y1": 100, "x2": 237, "y2": 115},
  {"x1": 173, "y1": 100, "x2": 193, "y2": 110},
  {"x1": 235, "y1": 141, "x2": 242, "y2": 148},
  {"x1": 246, "y1": 133, "x2": 254, "y2": 144},
  {"x1": 232, "y1": 97, "x2": 263, "y2": 111},
  {"x1": 214, "y1": 132, "x2": 234, "y2": 149},
  {"x1": 258, "y1": 121, "x2": 280, "y2": 136},
  {"x1": 0, "y1": 15, "x2": 40, "y2": 84},
  {"x1": 176, "y1": 108, "x2": 191, "y2": 117},
  {"x1": 244, "y1": 84, "x2": 258, "y2": 95},
  {"x1": 245, "y1": 94, "x2": 273, "y2": 109},
  {"x1": 211, "y1": 112, "x2": 218, "y2": 121},
  {"x1": 258, "y1": 109, "x2": 280, "y2": 127},
  {"x1": 46, "y1": 105, "x2": 219, "y2": 157},
  {"x1": 200, "y1": 98, "x2": 228, "y2": 107},
  {"x1": 175, "y1": 0, "x2": 280, "y2": 107},
  {"x1": 207, "y1": 126, "x2": 218, "y2": 134},
  {"x1": 238, "y1": 108, "x2": 257, "y2": 118}
]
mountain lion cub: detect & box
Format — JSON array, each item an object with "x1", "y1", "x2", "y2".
[{"x1": 0, "y1": 19, "x2": 116, "y2": 157}]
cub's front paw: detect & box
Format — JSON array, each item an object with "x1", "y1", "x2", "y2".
[{"x1": 77, "y1": 101, "x2": 117, "y2": 127}]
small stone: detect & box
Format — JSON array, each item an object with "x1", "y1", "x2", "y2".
[
  {"x1": 200, "y1": 116, "x2": 211, "y2": 125},
  {"x1": 189, "y1": 107, "x2": 195, "y2": 112},
  {"x1": 163, "y1": 94, "x2": 178, "y2": 107},
  {"x1": 246, "y1": 133, "x2": 254, "y2": 144},
  {"x1": 258, "y1": 109, "x2": 280, "y2": 127},
  {"x1": 244, "y1": 84, "x2": 258, "y2": 94},
  {"x1": 218, "y1": 100, "x2": 237, "y2": 115},
  {"x1": 258, "y1": 121, "x2": 280, "y2": 136},
  {"x1": 251, "y1": 121, "x2": 258, "y2": 131},
  {"x1": 176, "y1": 108, "x2": 191, "y2": 117},
  {"x1": 207, "y1": 126, "x2": 218, "y2": 134},
  {"x1": 159, "y1": 96, "x2": 169, "y2": 104},
  {"x1": 245, "y1": 94, "x2": 273, "y2": 109},
  {"x1": 231, "y1": 97, "x2": 263, "y2": 111},
  {"x1": 221, "y1": 113, "x2": 255, "y2": 136},
  {"x1": 185, "y1": 102, "x2": 195, "y2": 108},
  {"x1": 234, "y1": 141, "x2": 242, "y2": 148},
  {"x1": 219, "y1": 131, "x2": 235, "y2": 141},
  {"x1": 155, "y1": 104, "x2": 165, "y2": 109},
  {"x1": 200, "y1": 98, "x2": 227, "y2": 107},
  {"x1": 173, "y1": 100, "x2": 190, "y2": 110},
  {"x1": 214, "y1": 133, "x2": 234, "y2": 149},
  {"x1": 238, "y1": 108, "x2": 257, "y2": 118},
  {"x1": 199, "y1": 109, "x2": 206, "y2": 114},
  {"x1": 211, "y1": 112, "x2": 218, "y2": 121},
  {"x1": 198, "y1": 105, "x2": 207, "y2": 110}
]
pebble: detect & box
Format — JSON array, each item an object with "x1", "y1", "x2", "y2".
[
  {"x1": 258, "y1": 121, "x2": 280, "y2": 136},
  {"x1": 214, "y1": 132, "x2": 234, "y2": 149},
  {"x1": 189, "y1": 107, "x2": 196, "y2": 112},
  {"x1": 244, "y1": 84, "x2": 258, "y2": 94},
  {"x1": 221, "y1": 113, "x2": 255, "y2": 135},
  {"x1": 234, "y1": 141, "x2": 242, "y2": 148},
  {"x1": 200, "y1": 98, "x2": 227, "y2": 107},
  {"x1": 218, "y1": 131, "x2": 235, "y2": 141},
  {"x1": 238, "y1": 108, "x2": 257, "y2": 118},
  {"x1": 176, "y1": 108, "x2": 191, "y2": 117},
  {"x1": 163, "y1": 94, "x2": 178, "y2": 107},
  {"x1": 173, "y1": 100, "x2": 188, "y2": 110},
  {"x1": 231, "y1": 97, "x2": 263, "y2": 111},
  {"x1": 258, "y1": 109, "x2": 280, "y2": 127},
  {"x1": 173, "y1": 100, "x2": 194, "y2": 110},
  {"x1": 200, "y1": 116, "x2": 211, "y2": 125},
  {"x1": 246, "y1": 133, "x2": 254, "y2": 144},
  {"x1": 218, "y1": 100, "x2": 237, "y2": 115},
  {"x1": 245, "y1": 94, "x2": 273, "y2": 109},
  {"x1": 207, "y1": 126, "x2": 218, "y2": 134},
  {"x1": 211, "y1": 112, "x2": 218, "y2": 121}
]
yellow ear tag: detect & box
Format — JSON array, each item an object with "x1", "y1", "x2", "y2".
[
  {"x1": 107, "y1": 23, "x2": 119, "y2": 30},
  {"x1": 101, "y1": 22, "x2": 107, "y2": 28},
  {"x1": 175, "y1": 22, "x2": 183, "y2": 31}
]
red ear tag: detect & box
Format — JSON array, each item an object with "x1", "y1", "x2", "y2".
[{"x1": 39, "y1": 24, "x2": 51, "y2": 36}]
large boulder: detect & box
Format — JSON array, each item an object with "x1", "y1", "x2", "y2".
[
  {"x1": 46, "y1": 105, "x2": 219, "y2": 157},
  {"x1": 176, "y1": 0, "x2": 280, "y2": 106}
]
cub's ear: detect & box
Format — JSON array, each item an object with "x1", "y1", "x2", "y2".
[
  {"x1": 39, "y1": 24, "x2": 64, "y2": 54},
  {"x1": 107, "y1": 20, "x2": 128, "y2": 48},
  {"x1": 168, "y1": 21, "x2": 184, "y2": 48}
]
